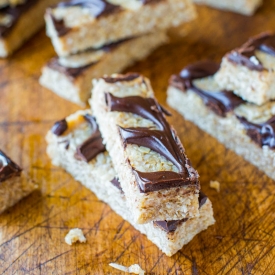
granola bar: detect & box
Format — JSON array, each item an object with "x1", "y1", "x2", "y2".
[
  {"x1": 167, "y1": 60, "x2": 275, "y2": 181},
  {"x1": 46, "y1": 110, "x2": 215, "y2": 256},
  {"x1": 0, "y1": 150, "x2": 37, "y2": 214},
  {"x1": 91, "y1": 73, "x2": 200, "y2": 224},
  {"x1": 45, "y1": 0, "x2": 196, "y2": 57},
  {"x1": 39, "y1": 32, "x2": 167, "y2": 106},
  {"x1": 0, "y1": 0, "x2": 60, "y2": 57},
  {"x1": 215, "y1": 32, "x2": 275, "y2": 105}
]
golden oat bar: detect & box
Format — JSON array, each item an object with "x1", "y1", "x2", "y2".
[
  {"x1": 193, "y1": 0, "x2": 262, "y2": 15},
  {"x1": 46, "y1": 110, "x2": 215, "y2": 256},
  {"x1": 91, "y1": 73, "x2": 200, "y2": 224},
  {"x1": 45, "y1": 0, "x2": 196, "y2": 57},
  {"x1": 39, "y1": 32, "x2": 167, "y2": 106},
  {"x1": 215, "y1": 32, "x2": 275, "y2": 105},
  {"x1": 0, "y1": 0, "x2": 60, "y2": 57},
  {"x1": 167, "y1": 60, "x2": 275, "y2": 181},
  {"x1": 0, "y1": 150, "x2": 37, "y2": 214}
]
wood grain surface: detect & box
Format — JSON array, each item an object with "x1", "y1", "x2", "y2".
[{"x1": 1, "y1": 2, "x2": 275, "y2": 274}]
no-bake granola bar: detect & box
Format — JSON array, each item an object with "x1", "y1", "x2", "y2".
[
  {"x1": 46, "y1": 110, "x2": 215, "y2": 256},
  {"x1": 91, "y1": 73, "x2": 200, "y2": 224},
  {"x1": 215, "y1": 32, "x2": 275, "y2": 105},
  {"x1": 167, "y1": 60, "x2": 275, "y2": 181},
  {"x1": 0, "y1": 0, "x2": 60, "y2": 57},
  {"x1": 0, "y1": 150, "x2": 37, "y2": 214},
  {"x1": 45, "y1": 0, "x2": 196, "y2": 57}
]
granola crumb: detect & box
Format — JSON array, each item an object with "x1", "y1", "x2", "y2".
[
  {"x1": 109, "y1": 263, "x2": 145, "y2": 275},
  {"x1": 210, "y1": 180, "x2": 220, "y2": 192},
  {"x1": 65, "y1": 228, "x2": 86, "y2": 245}
]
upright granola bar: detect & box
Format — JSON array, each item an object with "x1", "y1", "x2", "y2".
[
  {"x1": 39, "y1": 32, "x2": 167, "y2": 106},
  {"x1": 0, "y1": 150, "x2": 37, "y2": 214},
  {"x1": 92, "y1": 73, "x2": 200, "y2": 224},
  {"x1": 45, "y1": 0, "x2": 196, "y2": 56},
  {"x1": 167, "y1": 60, "x2": 275, "y2": 181},
  {"x1": 46, "y1": 110, "x2": 215, "y2": 256},
  {"x1": 215, "y1": 32, "x2": 275, "y2": 105}
]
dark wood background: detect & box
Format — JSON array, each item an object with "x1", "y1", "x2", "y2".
[{"x1": 1, "y1": 1, "x2": 275, "y2": 274}]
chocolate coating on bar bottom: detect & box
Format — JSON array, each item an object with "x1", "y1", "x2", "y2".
[
  {"x1": 237, "y1": 115, "x2": 275, "y2": 148},
  {"x1": 170, "y1": 60, "x2": 244, "y2": 117},
  {"x1": 0, "y1": 150, "x2": 22, "y2": 182},
  {"x1": 0, "y1": 0, "x2": 38, "y2": 37},
  {"x1": 51, "y1": 119, "x2": 68, "y2": 136},
  {"x1": 75, "y1": 114, "x2": 105, "y2": 162},
  {"x1": 105, "y1": 92, "x2": 199, "y2": 193},
  {"x1": 227, "y1": 32, "x2": 275, "y2": 71}
]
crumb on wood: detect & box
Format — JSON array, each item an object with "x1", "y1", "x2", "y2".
[
  {"x1": 210, "y1": 180, "x2": 220, "y2": 192},
  {"x1": 65, "y1": 228, "x2": 86, "y2": 245},
  {"x1": 109, "y1": 263, "x2": 145, "y2": 275}
]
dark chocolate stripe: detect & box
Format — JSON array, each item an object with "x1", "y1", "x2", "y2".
[
  {"x1": 0, "y1": 0, "x2": 38, "y2": 37},
  {"x1": 237, "y1": 115, "x2": 275, "y2": 148},
  {"x1": 227, "y1": 32, "x2": 275, "y2": 71},
  {"x1": 75, "y1": 114, "x2": 105, "y2": 162},
  {"x1": 170, "y1": 60, "x2": 245, "y2": 117},
  {"x1": 0, "y1": 150, "x2": 22, "y2": 182},
  {"x1": 105, "y1": 90, "x2": 199, "y2": 193}
]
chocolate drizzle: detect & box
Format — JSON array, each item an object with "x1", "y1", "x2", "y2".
[
  {"x1": 75, "y1": 114, "x2": 105, "y2": 162},
  {"x1": 170, "y1": 60, "x2": 245, "y2": 117},
  {"x1": 153, "y1": 191, "x2": 208, "y2": 232},
  {"x1": 51, "y1": 119, "x2": 68, "y2": 136},
  {"x1": 227, "y1": 32, "x2": 275, "y2": 71},
  {"x1": 237, "y1": 115, "x2": 275, "y2": 148},
  {"x1": 0, "y1": 150, "x2": 22, "y2": 182},
  {"x1": 105, "y1": 91, "x2": 199, "y2": 193}
]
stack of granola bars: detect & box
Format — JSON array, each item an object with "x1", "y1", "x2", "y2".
[
  {"x1": 39, "y1": 0, "x2": 197, "y2": 106},
  {"x1": 46, "y1": 73, "x2": 215, "y2": 256},
  {"x1": 167, "y1": 31, "x2": 275, "y2": 181}
]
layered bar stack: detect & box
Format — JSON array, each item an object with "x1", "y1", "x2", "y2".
[
  {"x1": 40, "y1": 0, "x2": 197, "y2": 106},
  {"x1": 46, "y1": 73, "x2": 215, "y2": 256},
  {"x1": 0, "y1": 0, "x2": 60, "y2": 57},
  {"x1": 167, "y1": 32, "x2": 275, "y2": 181},
  {"x1": 0, "y1": 150, "x2": 37, "y2": 214},
  {"x1": 193, "y1": 0, "x2": 262, "y2": 15}
]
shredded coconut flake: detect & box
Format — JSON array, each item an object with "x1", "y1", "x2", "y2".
[
  {"x1": 109, "y1": 263, "x2": 145, "y2": 275},
  {"x1": 210, "y1": 180, "x2": 220, "y2": 192},
  {"x1": 65, "y1": 228, "x2": 86, "y2": 245}
]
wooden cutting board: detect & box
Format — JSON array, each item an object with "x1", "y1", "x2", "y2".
[{"x1": 1, "y1": 2, "x2": 275, "y2": 274}]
